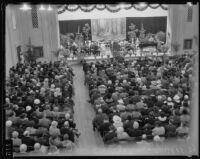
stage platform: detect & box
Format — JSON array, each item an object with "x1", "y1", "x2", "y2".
[{"x1": 64, "y1": 52, "x2": 171, "y2": 64}]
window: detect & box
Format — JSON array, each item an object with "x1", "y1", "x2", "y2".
[
  {"x1": 183, "y1": 39, "x2": 192, "y2": 50},
  {"x1": 33, "y1": 46, "x2": 43, "y2": 58},
  {"x1": 187, "y1": 6, "x2": 193, "y2": 22},
  {"x1": 31, "y1": 5, "x2": 38, "y2": 28}
]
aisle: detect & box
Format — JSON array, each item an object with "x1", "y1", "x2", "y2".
[{"x1": 72, "y1": 64, "x2": 104, "y2": 154}]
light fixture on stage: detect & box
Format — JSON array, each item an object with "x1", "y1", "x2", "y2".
[
  {"x1": 39, "y1": 5, "x2": 45, "y2": 10},
  {"x1": 19, "y1": 4, "x2": 32, "y2": 10},
  {"x1": 47, "y1": 5, "x2": 53, "y2": 11}
]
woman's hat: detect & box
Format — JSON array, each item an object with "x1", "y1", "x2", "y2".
[
  {"x1": 113, "y1": 115, "x2": 121, "y2": 123},
  {"x1": 184, "y1": 95, "x2": 189, "y2": 100},
  {"x1": 167, "y1": 97, "x2": 172, "y2": 102},
  {"x1": 34, "y1": 99, "x2": 40, "y2": 104},
  {"x1": 34, "y1": 143, "x2": 41, "y2": 150},
  {"x1": 65, "y1": 113, "x2": 70, "y2": 119},
  {"x1": 12, "y1": 131, "x2": 19, "y2": 138},
  {"x1": 173, "y1": 95, "x2": 180, "y2": 103},
  {"x1": 6, "y1": 120, "x2": 12, "y2": 127},
  {"x1": 116, "y1": 127, "x2": 124, "y2": 134},
  {"x1": 51, "y1": 121, "x2": 58, "y2": 127},
  {"x1": 153, "y1": 135, "x2": 161, "y2": 142},
  {"x1": 133, "y1": 121, "x2": 139, "y2": 129},
  {"x1": 118, "y1": 99, "x2": 124, "y2": 104},
  {"x1": 20, "y1": 144, "x2": 27, "y2": 153}
]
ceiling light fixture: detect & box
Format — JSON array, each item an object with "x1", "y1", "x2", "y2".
[
  {"x1": 47, "y1": 5, "x2": 53, "y2": 11},
  {"x1": 39, "y1": 5, "x2": 45, "y2": 10},
  {"x1": 19, "y1": 4, "x2": 32, "y2": 10}
]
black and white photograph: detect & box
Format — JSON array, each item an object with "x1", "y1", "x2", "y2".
[{"x1": 3, "y1": 2, "x2": 199, "y2": 157}]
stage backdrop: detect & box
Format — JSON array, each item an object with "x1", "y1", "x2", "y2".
[
  {"x1": 59, "y1": 19, "x2": 92, "y2": 40},
  {"x1": 59, "y1": 17, "x2": 167, "y2": 41},
  {"x1": 126, "y1": 16, "x2": 167, "y2": 39},
  {"x1": 91, "y1": 18, "x2": 126, "y2": 41}
]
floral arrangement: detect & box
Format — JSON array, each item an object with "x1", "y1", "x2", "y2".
[
  {"x1": 171, "y1": 42, "x2": 181, "y2": 55},
  {"x1": 155, "y1": 31, "x2": 166, "y2": 43},
  {"x1": 82, "y1": 23, "x2": 91, "y2": 41},
  {"x1": 60, "y1": 33, "x2": 74, "y2": 48},
  {"x1": 127, "y1": 23, "x2": 138, "y2": 42}
]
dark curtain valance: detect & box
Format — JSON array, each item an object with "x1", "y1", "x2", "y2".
[{"x1": 57, "y1": 4, "x2": 168, "y2": 14}]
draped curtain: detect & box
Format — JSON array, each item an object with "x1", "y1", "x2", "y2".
[{"x1": 57, "y1": 4, "x2": 168, "y2": 14}]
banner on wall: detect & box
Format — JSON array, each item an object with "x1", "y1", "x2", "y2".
[{"x1": 91, "y1": 18, "x2": 126, "y2": 41}]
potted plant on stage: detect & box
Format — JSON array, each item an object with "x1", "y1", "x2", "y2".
[
  {"x1": 82, "y1": 23, "x2": 91, "y2": 45},
  {"x1": 160, "y1": 44, "x2": 169, "y2": 64},
  {"x1": 171, "y1": 42, "x2": 181, "y2": 56},
  {"x1": 60, "y1": 33, "x2": 74, "y2": 49},
  {"x1": 52, "y1": 47, "x2": 63, "y2": 61},
  {"x1": 128, "y1": 23, "x2": 138, "y2": 44},
  {"x1": 156, "y1": 31, "x2": 166, "y2": 44}
]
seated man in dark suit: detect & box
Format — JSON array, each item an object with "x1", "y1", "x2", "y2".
[
  {"x1": 123, "y1": 115, "x2": 133, "y2": 132},
  {"x1": 127, "y1": 121, "x2": 143, "y2": 138},
  {"x1": 21, "y1": 131, "x2": 36, "y2": 151},
  {"x1": 103, "y1": 125, "x2": 117, "y2": 143},
  {"x1": 98, "y1": 118, "x2": 111, "y2": 137},
  {"x1": 60, "y1": 121, "x2": 75, "y2": 142}
]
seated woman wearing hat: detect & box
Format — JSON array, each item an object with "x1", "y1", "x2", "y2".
[{"x1": 12, "y1": 131, "x2": 22, "y2": 152}]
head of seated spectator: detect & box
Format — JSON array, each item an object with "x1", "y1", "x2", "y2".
[
  {"x1": 153, "y1": 135, "x2": 162, "y2": 143},
  {"x1": 33, "y1": 143, "x2": 41, "y2": 152},
  {"x1": 12, "y1": 131, "x2": 22, "y2": 147},
  {"x1": 152, "y1": 121, "x2": 165, "y2": 136},
  {"x1": 116, "y1": 127, "x2": 129, "y2": 139},
  {"x1": 133, "y1": 121, "x2": 139, "y2": 129},
  {"x1": 49, "y1": 121, "x2": 60, "y2": 137},
  {"x1": 19, "y1": 144, "x2": 27, "y2": 153},
  {"x1": 113, "y1": 115, "x2": 123, "y2": 129}
]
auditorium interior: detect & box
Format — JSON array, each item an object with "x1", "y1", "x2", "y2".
[{"x1": 5, "y1": 2, "x2": 199, "y2": 156}]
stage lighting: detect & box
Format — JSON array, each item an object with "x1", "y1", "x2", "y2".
[
  {"x1": 19, "y1": 4, "x2": 32, "y2": 10},
  {"x1": 39, "y1": 5, "x2": 45, "y2": 10}
]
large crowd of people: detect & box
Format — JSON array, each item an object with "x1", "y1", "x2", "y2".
[
  {"x1": 5, "y1": 52, "x2": 196, "y2": 155},
  {"x1": 5, "y1": 60, "x2": 80, "y2": 154},
  {"x1": 82, "y1": 54, "x2": 194, "y2": 144}
]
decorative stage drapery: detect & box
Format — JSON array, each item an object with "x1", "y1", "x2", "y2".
[
  {"x1": 59, "y1": 16, "x2": 167, "y2": 41},
  {"x1": 91, "y1": 18, "x2": 126, "y2": 41},
  {"x1": 57, "y1": 4, "x2": 168, "y2": 14}
]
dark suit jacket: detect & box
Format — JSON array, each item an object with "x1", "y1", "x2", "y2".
[
  {"x1": 21, "y1": 136, "x2": 35, "y2": 147},
  {"x1": 60, "y1": 127, "x2": 75, "y2": 142},
  {"x1": 127, "y1": 128, "x2": 143, "y2": 137},
  {"x1": 98, "y1": 122, "x2": 111, "y2": 137}
]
